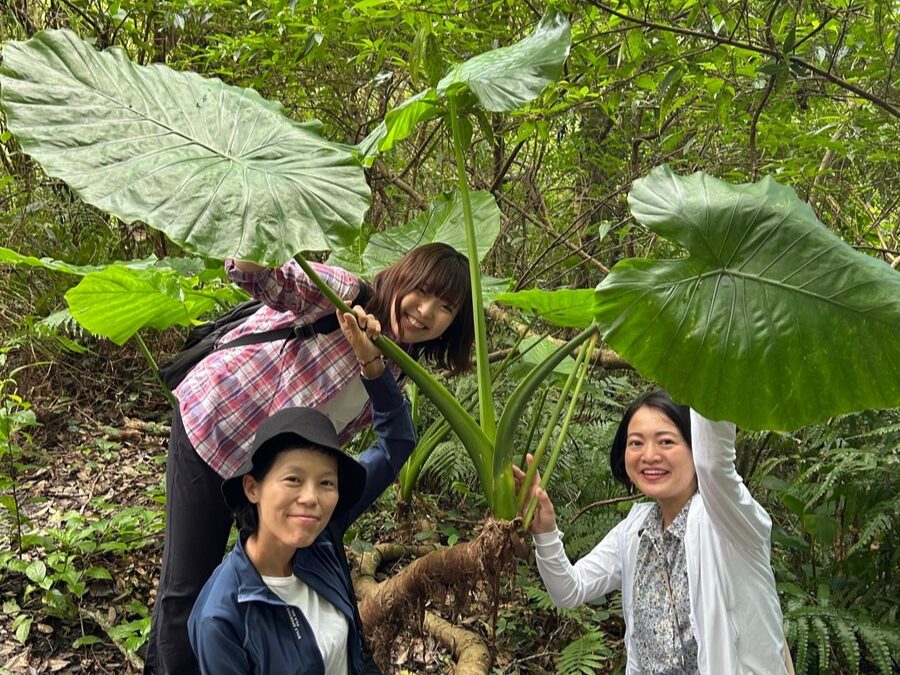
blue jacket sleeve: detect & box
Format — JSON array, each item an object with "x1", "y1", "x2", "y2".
[
  {"x1": 190, "y1": 615, "x2": 252, "y2": 675},
  {"x1": 337, "y1": 367, "x2": 417, "y2": 527}
]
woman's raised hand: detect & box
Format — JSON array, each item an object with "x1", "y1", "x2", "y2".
[
  {"x1": 513, "y1": 454, "x2": 558, "y2": 534},
  {"x1": 337, "y1": 306, "x2": 384, "y2": 377}
]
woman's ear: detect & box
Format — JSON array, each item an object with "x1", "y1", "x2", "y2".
[{"x1": 243, "y1": 474, "x2": 261, "y2": 504}]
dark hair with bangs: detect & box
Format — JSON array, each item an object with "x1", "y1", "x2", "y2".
[
  {"x1": 366, "y1": 243, "x2": 473, "y2": 375},
  {"x1": 233, "y1": 436, "x2": 335, "y2": 539},
  {"x1": 609, "y1": 390, "x2": 692, "y2": 491}
]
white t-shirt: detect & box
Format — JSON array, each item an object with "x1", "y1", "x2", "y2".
[
  {"x1": 318, "y1": 376, "x2": 369, "y2": 433},
  {"x1": 262, "y1": 574, "x2": 349, "y2": 675}
]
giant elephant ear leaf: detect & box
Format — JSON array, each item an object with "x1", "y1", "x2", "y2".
[
  {"x1": 328, "y1": 191, "x2": 500, "y2": 276},
  {"x1": 595, "y1": 165, "x2": 900, "y2": 431},
  {"x1": 0, "y1": 29, "x2": 370, "y2": 265},
  {"x1": 437, "y1": 10, "x2": 571, "y2": 112}
]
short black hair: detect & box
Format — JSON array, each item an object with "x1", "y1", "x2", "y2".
[
  {"x1": 609, "y1": 390, "x2": 692, "y2": 490},
  {"x1": 233, "y1": 436, "x2": 335, "y2": 539}
]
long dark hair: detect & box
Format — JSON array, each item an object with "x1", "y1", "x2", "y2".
[
  {"x1": 366, "y1": 243, "x2": 473, "y2": 374},
  {"x1": 609, "y1": 390, "x2": 692, "y2": 490}
]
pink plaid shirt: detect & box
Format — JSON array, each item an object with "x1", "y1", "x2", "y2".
[{"x1": 175, "y1": 259, "x2": 395, "y2": 478}]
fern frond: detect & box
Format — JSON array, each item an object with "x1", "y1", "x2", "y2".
[
  {"x1": 556, "y1": 630, "x2": 611, "y2": 675},
  {"x1": 825, "y1": 613, "x2": 860, "y2": 674},
  {"x1": 521, "y1": 584, "x2": 582, "y2": 620},
  {"x1": 856, "y1": 623, "x2": 895, "y2": 675},
  {"x1": 811, "y1": 615, "x2": 830, "y2": 672},
  {"x1": 846, "y1": 510, "x2": 894, "y2": 557},
  {"x1": 421, "y1": 440, "x2": 476, "y2": 488}
]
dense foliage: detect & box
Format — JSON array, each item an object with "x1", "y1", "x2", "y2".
[{"x1": 1, "y1": 1, "x2": 897, "y2": 672}]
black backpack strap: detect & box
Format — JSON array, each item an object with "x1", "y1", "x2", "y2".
[
  {"x1": 213, "y1": 278, "x2": 375, "y2": 352},
  {"x1": 292, "y1": 278, "x2": 376, "y2": 339}
]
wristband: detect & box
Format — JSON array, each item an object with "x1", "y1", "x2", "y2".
[{"x1": 358, "y1": 354, "x2": 382, "y2": 368}]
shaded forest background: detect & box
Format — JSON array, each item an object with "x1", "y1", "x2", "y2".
[{"x1": 1, "y1": 0, "x2": 898, "y2": 673}]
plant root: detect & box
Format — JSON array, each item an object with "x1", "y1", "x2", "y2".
[{"x1": 356, "y1": 519, "x2": 518, "y2": 672}]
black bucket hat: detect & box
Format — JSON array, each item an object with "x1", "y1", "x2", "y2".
[{"x1": 221, "y1": 407, "x2": 367, "y2": 520}]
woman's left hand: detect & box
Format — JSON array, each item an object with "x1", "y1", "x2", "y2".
[{"x1": 337, "y1": 306, "x2": 384, "y2": 376}]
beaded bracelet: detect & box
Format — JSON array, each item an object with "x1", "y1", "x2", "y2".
[{"x1": 358, "y1": 354, "x2": 383, "y2": 368}]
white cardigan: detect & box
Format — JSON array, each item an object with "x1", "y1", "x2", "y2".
[{"x1": 534, "y1": 411, "x2": 789, "y2": 675}]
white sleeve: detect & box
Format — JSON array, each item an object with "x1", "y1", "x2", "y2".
[
  {"x1": 691, "y1": 409, "x2": 772, "y2": 548},
  {"x1": 532, "y1": 522, "x2": 624, "y2": 609}
]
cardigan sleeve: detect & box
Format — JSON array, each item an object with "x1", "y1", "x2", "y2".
[
  {"x1": 225, "y1": 258, "x2": 360, "y2": 319},
  {"x1": 533, "y1": 522, "x2": 625, "y2": 609},
  {"x1": 690, "y1": 409, "x2": 772, "y2": 548}
]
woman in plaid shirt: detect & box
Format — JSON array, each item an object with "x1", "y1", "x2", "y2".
[{"x1": 144, "y1": 243, "x2": 474, "y2": 675}]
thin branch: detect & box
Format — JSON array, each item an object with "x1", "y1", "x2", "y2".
[
  {"x1": 750, "y1": 76, "x2": 776, "y2": 181},
  {"x1": 372, "y1": 159, "x2": 428, "y2": 210},
  {"x1": 570, "y1": 494, "x2": 642, "y2": 523},
  {"x1": 584, "y1": 0, "x2": 900, "y2": 119}
]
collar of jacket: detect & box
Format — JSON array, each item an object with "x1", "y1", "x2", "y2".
[
  {"x1": 231, "y1": 532, "x2": 356, "y2": 620},
  {"x1": 228, "y1": 529, "x2": 366, "y2": 673}
]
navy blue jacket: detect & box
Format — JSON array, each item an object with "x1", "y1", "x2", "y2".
[{"x1": 188, "y1": 369, "x2": 416, "y2": 674}]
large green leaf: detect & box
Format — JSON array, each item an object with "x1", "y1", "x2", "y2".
[
  {"x1": 0, "y1": 247, "x2": 244, "y2": 343},
  {"x1": 0, "y1": 247, "x2": 205, "y2": 277},
  {"x1": 437, "y1": 10, "x2": 571, "y2": 112},
  {"x1": 355, "y1": 89, "x2": 441, "y2": 164},
  {"x1": 327, "y1": 190, "x2": 500, "y2": 276},
  {"x1": 495, "y1": 288, "x2": 598, "y2": 328},
  {"x1": 0, "y1": 30, "x2": 370, "y2": 265},
  {"x1": 65, "y1": 266, "x2": 221, "y2": 345},
  {"x1": 595, "y1": 165, "x2": 900, "y2": 431}
]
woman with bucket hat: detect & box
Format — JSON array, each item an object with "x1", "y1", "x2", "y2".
[
  {"x1": 146, "y1": 244, "x2": 473, "y2": 675},
  {"x1": 187, "y1": 307, "x2": 415, "y2": 674}
]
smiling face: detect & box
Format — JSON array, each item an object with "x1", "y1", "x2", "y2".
[
  {"x1": 389, "y1": 288, "x2": 459, "y2": 344},
  {"x1": 243, "y1": 447, "x2": 339, "y2": 563},
  {"x1": 624, "y1": 406, "x2": 697, "y2": 525}
]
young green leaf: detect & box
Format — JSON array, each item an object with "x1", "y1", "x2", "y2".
[{"x1": 437, "y1": 10, "x2": 571, "y2": 112}]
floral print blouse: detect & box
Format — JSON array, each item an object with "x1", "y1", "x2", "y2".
[{"x1": 631, "y1": 495, "x2": 699, "y2": 674}]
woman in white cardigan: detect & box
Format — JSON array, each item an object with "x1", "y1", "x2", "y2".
[{"x1": 515, "y1": 390, "x2": 793, "y2": 674}]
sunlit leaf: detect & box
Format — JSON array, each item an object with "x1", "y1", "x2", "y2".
[
  {"x1": 495, "y1": 288, "x2": 598, "y2": 328},
  {"x1": 65, "y1": 266, "x2": 219, "y2": 344}
]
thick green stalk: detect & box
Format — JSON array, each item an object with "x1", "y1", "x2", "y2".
[
  {"x1": 524, "y1": 333, "x2": 597, "y2": 529},
  {"x1": 294, "y1": 255, "x2": 494, "y2": 495},
  {"x1": 398, "y1": 422, "x2": 450, "y2": 501},
  {"x1": 491, "y1": 325, "x2": 598, "y2": 518},
  {"x1": 494, "y1": 325, "x2": 598, "y2": 480},
  {"x1": 397, "y1": 328, "x2": 535, "y2": 503},
  {"x1": 519, "y1": 386, "x2": 550, "y2": 468},
  {"x1": 516, "y1": 341, "x2": 589, "y2": 511},
  {"x1": 448, "y1": 95, "x2": 495, "y2": 443}
]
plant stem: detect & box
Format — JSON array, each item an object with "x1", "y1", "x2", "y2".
[
  {"x1": 517, "y1": 335, "x2": 590, "y2": 511},
  {"x1": 524, "y1": 333, "x2": 597, "y2": 529},
  {"x1": 448, "y1": 95, "x2": 496, "y2": 443},
  {"x1": 493, "y1": 324, "x2": 599, "y2": 518},
  {"x1": 137, "y1": 333, "x2": 177, "y2": 407}
]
